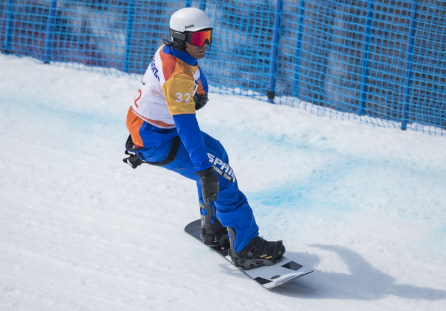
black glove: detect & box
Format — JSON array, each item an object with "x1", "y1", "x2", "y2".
[
  {"x1": 123, "y1": 151, "x2": 143, "y2": 169},
  {"x1": 197, "y1": 167, "x2": 219, "y2": 204},
  {"x1": 194, "y1": 94, "x2": 208, "y2": 111}
]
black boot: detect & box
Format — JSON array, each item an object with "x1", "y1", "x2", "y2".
[
  {"x1": 200, "y1": 203, "x2": 229, "y2": 247},
  {"x1": 227, "y1": 228, "x2": 285, "y2": 270}
]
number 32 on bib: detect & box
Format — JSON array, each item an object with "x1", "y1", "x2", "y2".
[{"x1": 175, "y1": 92, "x2": 191, "y2": 102}]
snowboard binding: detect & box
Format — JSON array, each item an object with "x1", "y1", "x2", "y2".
[
  {"x1": 227, "y1": 228, "x2": 285, "y2": 270},
  {"x1": 200, "y1": 203, "x2": 229, "y2": 248}
]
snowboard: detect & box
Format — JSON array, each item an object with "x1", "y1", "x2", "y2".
[{"x1": 185, "y1": 219, "x2": 313, "y2": 289}]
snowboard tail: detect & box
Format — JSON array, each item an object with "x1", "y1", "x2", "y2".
[{"x1": 185, "y1": 219, "x2": 313, "y2": 289}]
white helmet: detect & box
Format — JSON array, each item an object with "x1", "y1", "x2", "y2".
[{"x1": 169, "y1": 7, "x2": 213, "y2": 33}]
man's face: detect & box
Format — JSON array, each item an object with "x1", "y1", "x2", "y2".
[{"x1": 185, "y1": 42, "x2": 208, "y2": 60}]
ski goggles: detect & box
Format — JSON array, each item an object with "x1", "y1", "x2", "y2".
[
  {"x1": 188, "y1": 29, "x2": 213, "y2": 47},
  {"x1": 170, "y1": 28, "x2": 213, "y2": 47}
]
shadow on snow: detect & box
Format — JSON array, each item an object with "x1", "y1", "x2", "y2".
[
  {"x1": 218, "y1": 244, "x2": 446, "y2": 300},
  {"x1": 270, "y1": 245, "x2": 446, "y2": 300}
]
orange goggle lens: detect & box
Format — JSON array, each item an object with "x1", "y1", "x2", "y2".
[{"x1": 188, "y1": 30, "x2": 213, "y2": 47}]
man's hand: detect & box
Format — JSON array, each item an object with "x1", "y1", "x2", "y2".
[
  {"x1": 194, "y1": 94, "x2": 208, "y2": 111},
  {"x1": 197, "y1": 167, "x2": 219, "y2": 204}
]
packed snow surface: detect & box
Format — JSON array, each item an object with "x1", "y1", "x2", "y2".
[{"x1": 1, "y1": 55, "x2": 445, "y2": 311}]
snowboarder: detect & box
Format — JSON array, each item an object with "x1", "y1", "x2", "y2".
[{"x1": 124, "y1": 7, "x2": 285, "y2": 270}]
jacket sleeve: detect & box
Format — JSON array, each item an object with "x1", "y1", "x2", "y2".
[
  {"x1": 162, "y1": 72, "x2": 211, "y2": 172},
  {"x1": 196, "y1": 67, "x2": 209, "y2": 95},
  {"x1": 172, "y1": 114, "x2": 211, "y2": 172}
]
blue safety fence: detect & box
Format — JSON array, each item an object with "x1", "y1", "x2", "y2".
[{"x1": 1, "y1": 0, "x2": 445, "y2": 135}]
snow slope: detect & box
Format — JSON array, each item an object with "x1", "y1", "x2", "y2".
[{"x1": 1, "y1": 54, "x2": 445, "y2": 311}]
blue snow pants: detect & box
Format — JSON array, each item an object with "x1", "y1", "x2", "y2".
[{"x1": 137, "y1": 131, "x2": 259, "y2": 252}]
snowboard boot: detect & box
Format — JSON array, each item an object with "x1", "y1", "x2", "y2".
[
  {"x1": 200, "y1": 203, "x2": 229, "y2": 247},
  {"x1": 227, "y1": 228, "x2": 285, "y2": 270}
]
